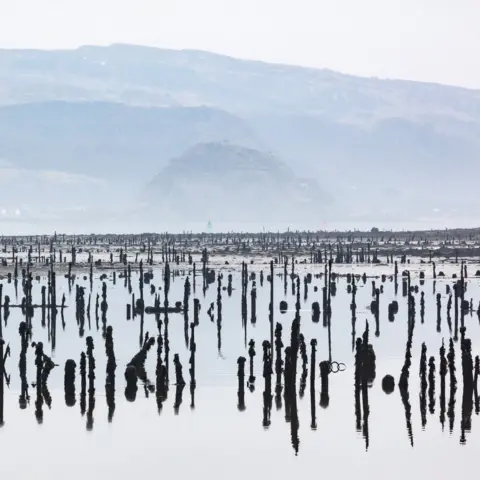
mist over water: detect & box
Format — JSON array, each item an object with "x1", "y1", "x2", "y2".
[
  {"x1": 3, "y1": 218, "x2": 479, "y2": 236},
  {"x1": 0, "y1": 44, "x2": 479, "y2": 229}
]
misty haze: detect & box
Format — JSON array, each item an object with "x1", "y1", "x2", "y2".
[
  {"x1": 1, "y1": 43, "x2": 479, "y2": 233},
  {"x1": 4, "y1": 2, "x2": 480, "y2": 480}
]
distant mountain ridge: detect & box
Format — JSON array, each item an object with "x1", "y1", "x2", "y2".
[
  {"x1": 1, "y1": 43, "x2": 480, "y2": 121},
  {"x1": 1, "y1": 43, "x2": 479, "y2": 227}
]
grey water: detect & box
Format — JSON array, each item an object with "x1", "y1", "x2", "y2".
[{"x1": 0, "y1": 263, "x2": 479, "y2": 479}]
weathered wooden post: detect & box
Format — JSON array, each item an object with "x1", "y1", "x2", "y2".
[
  {"x1": 248, "y1": 339, "x2": 256, "y2": 390},
  {"x1": 86, "y1": 336, "x2": 96, "y2": 430},
  {"x1": 0, "y1": 338, "x2": 9, "y2": 426},
  {"x1": 237, "y1": 356, "x2": 246, "y2": 411},
  {"x1": 189, "y1": 322, "x2": 196, "y2": 408},
  {"x1": 428, "y1": 356, "x2": 436, "y2": 415},
  {"x1": 105, "y1": 326, "x2": 116, "y2": 422},
  {"x1": 439, "y1": 340, "x2": 447, "y2": 430},
  {"x1": 251, "y1": 281, "x2": 257, "y2": 324},
  {"x1": 447, "y1": 338, "x2": 457, "y2": 433},
  {"x1": 310, "y1": 339, "x2": 317, "y2": 430},
  {"x1": 262, "y1": 340, "x2": 273, "y2": 428},
  {"x1": 299, "y1": 333, "x2": 308, "y2": 398},
  {"x1": 419, "y1": 342, "x2": 428, "y2": 428},
  {"x1": 64, "y1": 359, "x2": 76, "y2": 407}
]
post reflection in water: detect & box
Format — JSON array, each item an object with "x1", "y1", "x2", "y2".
[{"x1": 0, "y1": 237, "x2": 480, "y2": 467}]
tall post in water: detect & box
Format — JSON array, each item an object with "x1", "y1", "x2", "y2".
[
  {"x1": 193, "y1": 298, "x2": 200, "y2": 326},
  {"x1": 269, "y1": 260, "x2": 274, "y2": 361},
  {"x1": 327, "y1": 259, "x2": 333, "y2": 363},
  {"x1": 164, "y1": 261, "x2": 171, "y2": 384},
  {"x1": 394, "y1": 261, "x2": 398, "y2": 295},
  {"x1": 189, "y1": 322, "x2": 196, "y2": 408},
  {"x1": 105, "y1": 326, "x2": 116, "y2": 422},
  {"x1": 216, "y1": 274, "x2": 223, "y2": 354},
  {"x1": 248, "y1": 339, "x2": 256, "y2": 390},
  {"x1": 139, "y1": 260, "x2": 144, "y2": 310},
  {"x1": 0, "y1": 339, "x2": 9, "y2": 426},
  {"x1": 419, "y1": 343, "x2": 428, "y2": 428},
  {"x1": 262, "y1": 341, "x2": 273, "y2": 428},
  {"x1": 251, "y1": 281, "x2": 257, "y2": 324},
  {"x1": 447, "y1": 338, "x2": 457, "y2": 434},
  {"x1": 274, "y1": 323, "x2": 284, "y2": 410},
  {"x1": 428, "y1": 356, "x2": 436, "y2": 416},
  {"x1": 202, "y1": 248, "x2": 207, "y2": 295},
  {"x1": 299, "y1": 333, "x2": 308, "y2": 398},
  {"x1": 439, "y1": 340, "x2": 447, "y2": 430},
  {"x1": 18, "y1": 322, "x2": 29, "y2": 410},
  {"x1": 86, "y1": 336, "x2": 96, "y2": 430},
  {"x1": 460, "y1": 327, "x2": 474, "y2": 444},
  {"x1": 183, "y1": 276, "x2": 191, "y2": 347},
  {"x1": 453, "y1": 282, "x2": 459, "y2": 342},
  {"x1": 193, "y1": 263, "x2": 196, "y2": 293},
  {"x1": 351, "y1": 275, "x2": 357, "y2": 351},
  {"x1": 64, "y1": 359, "x2": 76, "y2": 407},
  {"x1": 374, "y1": 288, "x2": 380, "y2": 337},
  {"x1": 237, "y1": 357, "x2": 246, "y2": 411},
  {"x1": 310, "y1": 339, "x2": 317, "y2": 430}
]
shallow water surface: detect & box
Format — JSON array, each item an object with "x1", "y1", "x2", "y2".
[{"x1": 0, "y1": 262, "x2": 478, "y2": 479}]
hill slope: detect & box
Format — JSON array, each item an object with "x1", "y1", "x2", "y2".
[
  {"x1": 1, "y1": 44, "x2": 480, "y2": 124},
  {"x1": 143, "y1": 142, "x2": 333, "y2": 222},
  {"x1": 0, "y1": 101, "x2": 259, "y2": 186}
]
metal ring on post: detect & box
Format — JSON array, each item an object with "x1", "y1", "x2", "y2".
[
  {"x1": 321, "y1": 361, "x2": 347, "y2": 376},
  {"x1": 329, "y1": 361, "x2": 339, "y2": 373}
]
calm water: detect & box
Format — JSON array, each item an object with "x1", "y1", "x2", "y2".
[{"x1": 0, "y1": 262, "x2": 478, "y2": 479}]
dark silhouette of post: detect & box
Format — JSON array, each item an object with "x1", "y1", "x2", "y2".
[
  {"x1": 64, "y1": 359, "x2": 76, "y2": 407},
  {"x1": 217, "y1": 274, "x2": 223, "y2": 353},
  {"x1": 18, "y1": 322, "x2": 29, "y2": 410},
  {"x1": 0, "y1": 338, "x2": 9, "y2": 426},
  {"x1": 310, "y1": 339, "x2": 317, "y2": 430},
  {"x1": 460, "y1": 327, "x2": 473, "y2": 445},
  {"x1": 262, "y1": 340, "x2": 273, "y2": 428},
  {"x1": 248, "y1": 339, "x2": 256, "y2": 391},
  {"x1": 237, "y1": 356, "x2": 246, "y2": 411},
  {"x1": 447, "y1": 338, "x2": 457, "y2": 433},
  {"x1": 419, "y1": 343, "x2": 427, "y2": 428},
  {"x1": 299, "y1": 334, "x2": 308, "y2": 398},
  {"x1": 86, "y1": 336, "x2": 96, "y2": 430},
  {"x1": 189, "y1": 322, "x2": 196, "y2": 409},
  {"x1": 105, "y1": 326, "x2": 116, "y2": 422},
  {"x1": 274, "y1": 323, "x2": 284, "y2": 410},
  {"x1": 399, "y1": 304, "x2": 415, "y2": 447},
  {"x1": 428, "y1": 356, "x2": 436, "y2": 415}
]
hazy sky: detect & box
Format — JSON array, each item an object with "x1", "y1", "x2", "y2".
[{"x1": 1, "y1": 0, "x2": 479, "y2": 88}]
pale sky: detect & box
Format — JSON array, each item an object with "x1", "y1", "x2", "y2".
[{"x1": 1, "y1": 0, "x2": 480, "y2": 88}]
